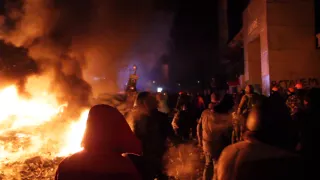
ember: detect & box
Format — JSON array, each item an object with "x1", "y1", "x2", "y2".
[
  {"x1": 0, "y1": 76, "x2": 89, "y2": 179},
  {"x1": 165, "y1": 142, "x2": 205, "y2": 180}
]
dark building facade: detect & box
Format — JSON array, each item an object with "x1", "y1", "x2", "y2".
[
  {"x1": 218, "y1": 0, "x2": 249, "y2": 83},
  {"x1": 227, "y1": 0, "x2": 320, "y2": 95}
]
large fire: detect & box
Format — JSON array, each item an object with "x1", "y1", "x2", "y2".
[{"x1": 0, "y1": 76, "x2": 89, "y2": 179}]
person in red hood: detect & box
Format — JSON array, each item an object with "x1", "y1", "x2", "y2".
[{"x1": 55, "y1": 104, "x2": 142, "y2": 180}]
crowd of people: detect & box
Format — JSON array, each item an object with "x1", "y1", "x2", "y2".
[{"x1": 55, "y1": 83, "x2": 319, "y2": 180}]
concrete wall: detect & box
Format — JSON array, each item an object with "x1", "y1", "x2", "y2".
[
  {"x1": 247, "y1": 38, "x2": 262, "y2": 84},
  {"x1": 243, "y1": 0, "x2": 269, "y2": 94},
  {"x1": 242, "y1": 0, "x2": 320, "y2": 95},
  {"x1": 267, "y1": 0, "x2": 320, "y2": 89}
]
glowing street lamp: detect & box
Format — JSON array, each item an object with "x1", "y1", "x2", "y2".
[{"x1": 157, "y1": 87, "x2": 163, "y2": 93}]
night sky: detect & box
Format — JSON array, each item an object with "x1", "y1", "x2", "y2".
[{"x1": 158, "y1": 0, "x2": 219, "y2": 89}]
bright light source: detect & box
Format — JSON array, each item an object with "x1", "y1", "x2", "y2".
[
  {"x1": 157, "y1": 87, "x2": 163, "y2": 93},
  {"x1": 93, "y1": 77, "x2": 100, "y2": 81},
  {"x1": 197, "y1": 81, "x2": 200, "y2": 84}
]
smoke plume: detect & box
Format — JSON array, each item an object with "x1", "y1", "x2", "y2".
[
  {"x1": 0, "y1": 0, "x2": 154, "y2": 112},
  {"x1": 119, "y1": 12, "x2": 174, "y2": 91}
]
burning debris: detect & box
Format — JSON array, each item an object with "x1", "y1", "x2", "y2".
[
  {"x1": 0, "y1": 156, "x2": 63, "y2": 180},
  {"x1": 0, "y1": 0, "x2": 167, "y2": 179},
  {"x1": 0, "y1": 130, "x2": 61, "y2": 180},
  {"x1": 0, "y1": 81, "x2": 89, "y2": 179}
]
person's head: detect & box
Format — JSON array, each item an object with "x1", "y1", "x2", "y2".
[
  {"x1": 180, "y1": 103, "x2": 188, "y2": 111},
  {"x1": 246, "y1": 98, "x2": 294, "y2": 150},
  {"x1": 295, "y1": 83, "x2": 303, "y2": 90},
  {"x1": 203, "y1": 90, "x2": 207, "y2": 95},
  {"x1": 207, "y1": 89, "x2": 211, "y2": 95},
  {"x1": 214, "y1": 94, "x2": 234, "y2": 114},
  {"x1": 287, "y1": 87, "x2": 295, "y2": 95},
  {"x1": 245, "y1": 85, "x2": 254, "y2": 94},
  {"x1": 211, "y1": 92, "x2": 218, "y2": 103},
  {"x1": 156, "y1": 92, "x2": 167, "y2": 102},
  {"x1": 82, "y1": 104, "x2": 140, "y2": 153},
  {"x1": 208, "y1": 103, "x2": 214, "y2": 110},
  {"x1": 135, "y1": 92, "x2": 158, "y2": 111},
  {"x1": 304, "y1": 88, "x2": 320, "y2": 109},
  {"x1": 271, "y1": 86, "x2": 281, "y2": 96},
  {"x1": 197, "y1": 96, "x2": 204, "y2": 104},
  {"x1": 271, "y1": 86, "x2": 278, "y2": 92}
]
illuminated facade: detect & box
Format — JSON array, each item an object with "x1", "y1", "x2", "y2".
[{"x1": 233, "y1": 0, "x2": 320, "y2": 95}]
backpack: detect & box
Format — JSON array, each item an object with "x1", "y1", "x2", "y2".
[{"x1": 243, "y1": 94, "x2": 258, "y2": 114}]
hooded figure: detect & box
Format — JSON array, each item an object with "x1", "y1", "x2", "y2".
[{"x1": 55, "y1": 104, "x2": 142, "y2": 180}]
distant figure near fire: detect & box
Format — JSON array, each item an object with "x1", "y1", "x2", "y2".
[
  {"x1": 126, "y1": 65, "x2": 139, "y2": 93},
  {"x1": 126, "y1": 65, "x2": 139, "y2": 109}
]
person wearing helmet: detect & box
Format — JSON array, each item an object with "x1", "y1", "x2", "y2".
[
  {"x1": 237, "y1": 85, "x2": 260, "y2": 119},
  {"x1": 270, "y1": 86, "x2": 285, "y2": 104},
  {"x1": 295, "y1": 83, "x2": 307, "y2": 108},
  {"x1": 286, "y1": 87, "x2": 301, "y2": 116}
]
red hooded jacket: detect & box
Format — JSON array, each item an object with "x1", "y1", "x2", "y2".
[{"x1": 55, "y1": 104, "x2": 142, "y2": 180}]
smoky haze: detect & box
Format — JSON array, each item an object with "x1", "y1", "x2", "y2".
[
  {"x1": 0, "y1": 0, "x2": 159, "y2": 112},
  {"x1": 120, "y1": 12, "x2": 174, "y2": 91}
]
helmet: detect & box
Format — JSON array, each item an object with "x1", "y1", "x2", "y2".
[
  {"x1": 295, "y1": 83, "x2": 303, "y2": 89},
  {"x1": 288, "y1": 87, "x2": 295, "y2": 93},
  {"x1": 271, "y1": 86, "x2": 278, "y2": 92}
]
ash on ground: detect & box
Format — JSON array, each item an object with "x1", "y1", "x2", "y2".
[
  {"x1": 164, "y1": 141, "x2": 205, "y2": 180},
  {"x1": 0, "y1": 156, "x2": 63, "y2": 180},
  {"x1": 0, "y1": 130, "x2": 64, "y2": 180}
]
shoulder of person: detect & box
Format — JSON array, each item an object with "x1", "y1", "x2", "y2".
[
  {"x1": 216, "y1": 142, "x2": 249, "y2": 179},
  {"x1": 202, "y1": 109, "x2": 214, "y2": 115},
  {"x1": 57, "y1": 152, "x2": 84, "y2": 172},
  {"x1": 223, "y1": 141, "x2": 250, "y2": 153},
  {"x1": 242, "y1": 94, "x2": 249, "y2": 99}
]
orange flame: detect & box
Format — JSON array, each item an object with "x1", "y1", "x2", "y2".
[{"x1": 0, "y1": 76, "x2": 89, "y2": 166}]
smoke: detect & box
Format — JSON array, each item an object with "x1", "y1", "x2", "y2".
[
  {"x1": 0, "y1": 0, "x2": 155, "y2": 112},
  {"x1": 0, "y1": 41, "x2": 37, "y2": 89},
  {"x1": 119, "y1": 12, "x2": 174, "y2": 91}
]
